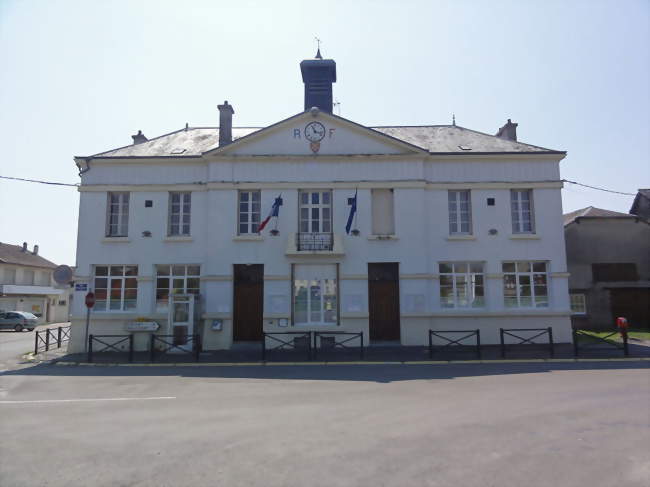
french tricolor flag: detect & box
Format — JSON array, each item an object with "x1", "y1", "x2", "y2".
[{"x1": 258, "y1": 194, "x2": 282, "y2": 232}]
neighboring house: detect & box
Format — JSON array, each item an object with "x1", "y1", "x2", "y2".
[
  {"x1": 564, "y1": 207, "x2": 650, "y2": 330},
  {"x1": 629, "y1": 189, "x2": 650, "y2": 220},
  {"x1": 0, "y1": 242, "x2": 71, "y2": 324},
  {"x1": 69, "y1": 52, "x2": 573, "y2": 353}
]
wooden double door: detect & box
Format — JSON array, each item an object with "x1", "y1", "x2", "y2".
[
  {"x1": 233, "y1": 264, "x2": 264, "y2": 342},
  {"x1": 368, "y1": 263, "x2": 401, "y2": 341}
]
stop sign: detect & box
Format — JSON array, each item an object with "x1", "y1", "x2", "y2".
[{"x1": 85, "y1": 291, "x2": 96, "y2": 309}]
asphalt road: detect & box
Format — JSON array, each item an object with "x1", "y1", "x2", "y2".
[{"x1": 1, "y1": 361, "x2": 648, "y2": 487}]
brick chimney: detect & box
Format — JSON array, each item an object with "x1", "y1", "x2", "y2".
[
  {"x1": 33, "y1": 244, "x2": 39, "y2": 255},
  {"x1": 218, "y1": 101, "x2": 235, "y2": 146},
  {"x1": 496, "y1": 119, "x2": 518, "y2": 141},
  {"x1": 22, "y1": 242, "x2": 27, "y2": 252},
  {"x1": 131, "y1": 130, "x2": 148, "y2": 144}
]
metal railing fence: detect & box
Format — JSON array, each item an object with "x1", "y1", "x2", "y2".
[
  {"x1": 262, "y1": 332, "x2": 312, "y2": 361},
  {"x1": 313, "y1": 331, "x2": 364, "y2": 360},
  {"x1": 88, "y1": 334, "x2": 134, "y2": 363},
  {"x1": 573, "y1": 329, "x2": 629, "y2": 357},
  {"x1": 34, "y1": 325, "x2": 71, "y2": 354},
  {"x1": 428, "y1": 329, "x2": 481, "y2": 359},
  {"x1": 499, "y1": 327, "x2": 554, "y2": 358}
]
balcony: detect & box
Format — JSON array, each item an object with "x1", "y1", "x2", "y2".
[
  {"x1": 296, "y1": 232, "x2": 333, "y2": 251},
  {"x1": 285, "y1": 233, "x2": 344, "y2": 256}
]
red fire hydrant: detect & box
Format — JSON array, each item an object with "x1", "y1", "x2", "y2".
[{"x1": 616, "y1": 317, "x2": 629, "y2": 340}]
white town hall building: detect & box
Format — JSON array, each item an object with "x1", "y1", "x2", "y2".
[{"x1": 69, "y1": 52, "x2": 572, "y2": 353}]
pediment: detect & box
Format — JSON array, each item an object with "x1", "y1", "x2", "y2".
[{"x1": 205, "y1": 111, "x2": 427, "y2": 157}]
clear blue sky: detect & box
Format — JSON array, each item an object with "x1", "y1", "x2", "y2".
[{"x1": 1, "y1": 0, "x2": 648, "y2": 265}]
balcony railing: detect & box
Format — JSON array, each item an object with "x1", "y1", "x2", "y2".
[{"x1": 296, "y1": 232, "x2": 334, "y2": 251}]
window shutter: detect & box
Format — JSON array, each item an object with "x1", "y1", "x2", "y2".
[{"x1": 371, "y1": 189, "x2": 395, "y2": 235}]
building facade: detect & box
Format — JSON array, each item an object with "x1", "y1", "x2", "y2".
[
  {"x1": 69, "y1": 55, "x2": 572, "y2": 352},
  {"x1": 0, "y1": 242, "x2": 70, "y2": 324},
  {"x1": 564, "y1": 207, "x2": 650, "y2": 329}
]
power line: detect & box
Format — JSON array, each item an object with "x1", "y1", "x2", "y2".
[
  {"x1": 0, "y1": 175, "x2": 79, "y2": 187},
  {"x1": 561, "y1": 179, "x2": 635, "y2": 196},
  {"x1": 0, "y1": 173, "x2": 637, "y2": 196}
]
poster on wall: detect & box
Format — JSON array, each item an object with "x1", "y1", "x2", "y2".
[{"x1": 31, "y1": 304, "x2": 42, "y2": 317}]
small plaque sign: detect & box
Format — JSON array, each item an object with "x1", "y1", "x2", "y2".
[
  {"x1": 126, "y1": 321, "x2": 159, "y2": 332},
  {"x1": 75, "y1": 283, "x2": 88, "y2": 292}
]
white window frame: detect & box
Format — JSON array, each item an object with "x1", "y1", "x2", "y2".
[
  {"x1": 439, "y1": 262, "x2": 485, "y2": 308},
  {"x1": 511, "y1": 189, "x2": 535, "y2": 234},
  {"x1": 292, "y1": 264, "x2": 338, "y2": 326},
  {"x1": 22, "y1": 269, "x2": 35, "y2": 285},
  {"x1": 570, "y1": 293, "x2": 586, "y2": 314},
  {"x1": 93, "y1": 265, "x2": 138, "y2": 312},
  {"x1": 106, "y1": 192, "x2": 130, "y2": 237},
  {"x1": 4, "y1": 267, "x2": 16, "y2": 284},
  {"x1": 155, "y1": 265, "x2": 201, "y2": 311},
  {"x1": 503, "y1": 261, "x2": 548, "y2": 308},
  {"x1": 299, "y1": 190, "x2": 332, "y2": 234},
  {"x1": 168, "y1": 192, "x2": 191, "y2": 236},
  {"x1": 448, "y1": 190, "x2": 472, "y2": 235},
  {"x1": 238, "y1": 190, "x2": 261, "y2": 234}
]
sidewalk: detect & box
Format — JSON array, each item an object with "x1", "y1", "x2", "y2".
[{"x1": 53, "y1": 341, "x2": 650, "y2": 366}]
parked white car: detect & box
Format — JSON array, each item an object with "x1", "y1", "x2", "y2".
[{"x1": 0, "y1": 311, "x2": 38, "y2": 332}]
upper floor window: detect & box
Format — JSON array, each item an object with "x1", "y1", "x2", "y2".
[
  {"x1": 155, "y1": 265, "x2": 200, "y2": 311},
  {"x1": 2, "y1": 268, "x2": 16, "y2": 284},
  {"x1": 439, "y1": 262, "x2": 484, "y2": 308},
  {"x1": 371, "y1": 189, "x2": 395, "y2": 235},
  {"x1": 93, "y1": 265, "x2": 138, "y2": 311},
  {"x1": 238, "y1": 190, "x2": 261, "y2": 234},
  {"x1": 169, "y1": 192, "x2": 191, "y2": 236},
  {"x1": 448, "y1": 190, "x2": 472, "y2": 234},
  {"x1": 20, "y1": 269, "x2": 35, "y2": 285},
  {"x1": 299, "y1": 190, "x2": 331, "y2": 234},
  {"x1": 591, "y1": 263, "x2": 638, "y2": 282},
  {"x1": 511, "y1": 189, "x2": 534, "y2": 233},
  {"x1": 503, "y1": 261, "x2": 548, "y2": 308},
  {"x1": 106, "y1": 192, "x2": 129, "y2": 237}
]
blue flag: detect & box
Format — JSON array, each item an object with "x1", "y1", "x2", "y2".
[{"x1": 345, "y1": 189, "x2": 357, "y2": 234}]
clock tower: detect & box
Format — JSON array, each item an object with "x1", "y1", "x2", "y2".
[{"x1": 300, "y1": 49, "x2": 337, "y2": 113}]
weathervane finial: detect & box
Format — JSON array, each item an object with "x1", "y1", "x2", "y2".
[{"x1": 315, "y1": 37, "x2": 322, "y2": 59}]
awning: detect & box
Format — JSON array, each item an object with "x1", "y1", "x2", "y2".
[{"x1": 0, "y1": 285, "x2": 64, "y2": 296}]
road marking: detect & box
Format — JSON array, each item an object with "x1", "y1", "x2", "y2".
[{"x1": 0, "y1": 396, "x2": 176, "y2": 405}]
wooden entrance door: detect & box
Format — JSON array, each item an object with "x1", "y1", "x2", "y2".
[
  {"x1": 368, "y1": 263, "x2": 400, "y2": 341},
  {"x1": 233, "y1": 264, "x2": 264, "y2": 341}
]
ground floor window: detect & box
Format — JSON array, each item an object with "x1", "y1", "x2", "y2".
[
  {"x1": 439, "y1": 262, "x2": 485, "y2": 308},
  {"x1": 155, "y1": 265, "x2": 200, "y2": 311},
  {"x1": 503, "y1": 261, "x2": 548, "y2": 308},
  {"x1": 293, "y1": 264, "x2": 338, "y2": 325},
  {"x1": 570, "y1": 293, "x2": 586, "y2": 314},
  {"x1": 94, "y1": 265, "x2": 138, "y2": 311}
]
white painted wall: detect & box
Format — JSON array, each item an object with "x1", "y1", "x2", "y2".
[{"x1": 70, "y1": 116, "x2": 571, "y2": 352}]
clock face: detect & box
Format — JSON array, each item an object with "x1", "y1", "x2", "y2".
[{"x1": 304, "y1": 122, "x2": 326, "y2": 142}]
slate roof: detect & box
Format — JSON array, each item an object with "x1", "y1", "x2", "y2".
[
  {"x1": 83, "y1": 122, "x2": 563, "y2": 159},
  {"x1": 563, "y1": 207, "x2": 637, "y2": 226},
  {"x1": 0, "y1": 243, "x2": 57, "y2": 269},
  {"x1": 372, "y1": 125, "x2": 560, "y2": 154},
  {"x1": 91, "y1": 127, "x2": 261, "y2": 158}
]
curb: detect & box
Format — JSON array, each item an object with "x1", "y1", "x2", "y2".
[{"x1": 52, "y1": 357, "x2": 650, "y2": 367}]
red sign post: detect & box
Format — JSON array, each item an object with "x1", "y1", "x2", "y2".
[{"x1": 84, "y1": 291, "x2": 95, "y2": 352}]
